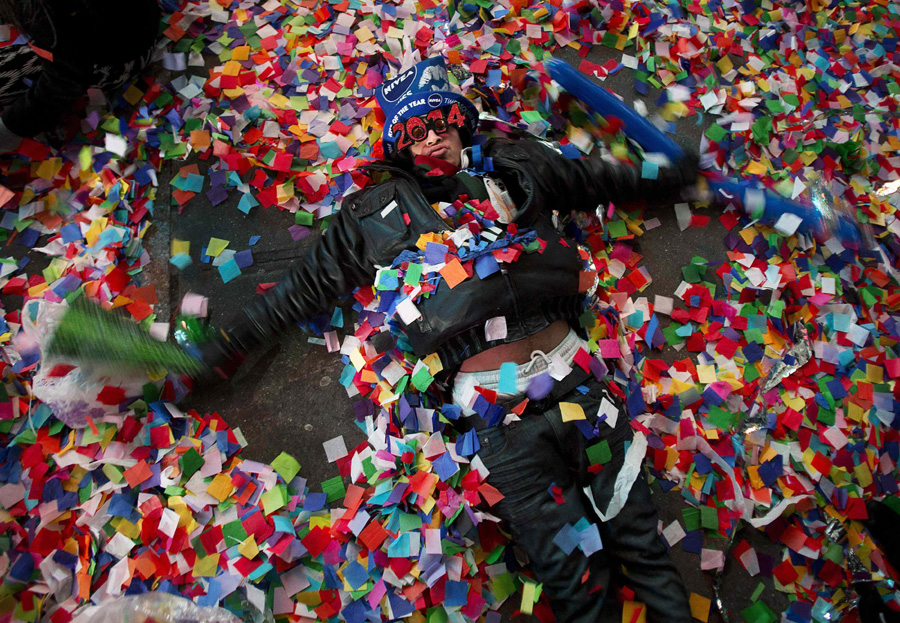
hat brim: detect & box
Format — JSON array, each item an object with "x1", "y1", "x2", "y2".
[{"x1": 382, "y1": 91, "x2": 479, "y2": 157}]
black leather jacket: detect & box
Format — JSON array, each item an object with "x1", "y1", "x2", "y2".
[{"x1": 222, "y1": 137, "x2": 690, "y2": 377}]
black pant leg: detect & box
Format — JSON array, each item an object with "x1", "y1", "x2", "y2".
[
  {"x1": 476, "y1": 418, "x2": 617, "y2": 623},
  {"x1": 563, "y1": 382, "x2": 691, "y2": 623},
  {"x1": 596, "y1": 471, "x2": 692, "y2": 623}
]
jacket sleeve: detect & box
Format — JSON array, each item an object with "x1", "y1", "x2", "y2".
[
  {"x1": 494, "y1": 138, "x2": 696, "y2": 213},
  {"x1": 223, "y1": 194, "x2": 378, "y2": 353}
]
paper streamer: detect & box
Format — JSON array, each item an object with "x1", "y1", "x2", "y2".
[{"x1": 582, "y1": 430, "x2": 648, "y2": 522}]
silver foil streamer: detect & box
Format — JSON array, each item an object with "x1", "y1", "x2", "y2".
[{"x1": 760, "y1": 322, "x2": 813, "y2": 394}]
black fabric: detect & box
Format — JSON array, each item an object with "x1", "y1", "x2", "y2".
[
  {"x1": 224, "y1": 138, "x2": 696, "y2": 372},
  {"x1": 0, "y1": 44, "x2": 42, "y2": 107},
  {"x1": 475, "y1": 375, "x2": 692, "y2": 623},
  {"x1": 0, "y1": 0, "x2": 161, "y2": 137}
]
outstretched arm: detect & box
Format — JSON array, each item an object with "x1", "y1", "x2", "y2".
[
  {"x1": 201, "y1": 195, "x2": 377, "y2": 379},
  {"x1": 491, "y1": 138, "x2": 696, "y2": 213}
]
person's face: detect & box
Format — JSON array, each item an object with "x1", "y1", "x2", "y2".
[{"x1": 408, "y1": 125, "x2": 463, "y2": 168}]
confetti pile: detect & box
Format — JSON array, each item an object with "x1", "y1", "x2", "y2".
[{"x1": 1, "y1": 0, "x2": 900, "y2": 622}]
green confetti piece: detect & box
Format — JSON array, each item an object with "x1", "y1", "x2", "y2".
[
  {"x1": 750, "y1": 582, "x2": 767, "y2": 602},
  {"x1": 180, "y1": 448, "x2": 204, "y2": 481},
  {"x1": 743, "y1": 363, "x2": 761, "y2": 382},
  {"x1": 705, "y1": 124, "x2": 727, "y2": 142},
  {"x1": 752, "y1": 116, "x2": 772, "y2": 144},
  {"x1": 405, "y1": 262, "x2": 423, "y2": 286},
  {"x1": 682, "y1": 507, "x2": 701, "y2": 531},
  {"x1": 491, "y1": 572, "x2": 517, "y2": 602},
  {"x1": 103, "y1": 463, "x2": 123, "y2": 484},
  {"x1": 271, "y1": 451, "x2": 302, "y2": 482},
  {"x1": 412, "y1": 366, "x2": 434, "y2": 392},
  {"x1": 706, "y1": 406, "x2": 734, "y2": 430},
  {"x1": 260, "y1": 485, "x2": 288, "y2": 515},
  {"x1": 741, "y1": 600, "x2": 777, "y2": 623},
  {"x1": 606, "y1": 219, "x2": 629, "y2": 239},
  {"x1": 586, "y1": 440, "x2": 611, "y2": 465},
  {"x1": 427, "y1": 606, "x2": 448, "y2": 623},
  {"x1": 767, "y1": 299, "x2": 785, "y2": 318},
  {"x1": 222, "y1": 521, "x2": 249, "y2": 546},
  {"x1": 700, "y1": 506, "x2": 719, "y2": 530},
  {"x1": 322, "y1": 476, "x2": 346, "y2": 503}
]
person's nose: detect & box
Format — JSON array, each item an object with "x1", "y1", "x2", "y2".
[{"x1": 424, "y1": 129, "x2": 441, "y2": 145}]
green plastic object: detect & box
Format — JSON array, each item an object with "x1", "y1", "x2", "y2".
[{"x1": 46, "y1": 299, "x2": 203, "y2": 376}]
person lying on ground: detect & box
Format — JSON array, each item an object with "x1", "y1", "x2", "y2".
[{"x1": 195, "y1": 57, "x2": 698, "y2": 623}]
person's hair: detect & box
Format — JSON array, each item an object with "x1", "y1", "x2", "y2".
[{"x1": 0, "y1": 0, "x2": 57, "y2": 46}]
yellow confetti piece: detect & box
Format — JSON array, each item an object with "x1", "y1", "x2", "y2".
[
  {"x1": 520, "y1": 582, "x2": 536, "y2": 616},
  {"x1": 266, "y1": 93, "x2": 288, "y2": 109},
  {"x1": 221, "y1": 60, "x2": 241, "y2": 76},
  {"x1": 354, "y1": 26, "x2": 374, "y2": 41},
  {"x1": 689, "y1": 593, "x2": 711, "y2": 622},
  {"x1": 207, "y1": 473, "x2": 235, "y2": 502},
  {"x1": 739, "y1": 227, "x2": 759, "y2": 245},
  {"x1": 171, "y1": 239, "x2": 190, "y2": 257},
  {"x1": 27, "y1": 283, "x2": 49, "y2": 297},
  {"x1": 559, "y1": 402, "x2": 586, "y2": 422},
  {"x1": 847, "y1": 401, "x2": 865, "y2": 423},
  {"x1": 78, "y1": 146, "x2": 93, "y2": 171},
  {"x1": 419, "y1": 496, "x2": 436, "y2": 514},
  {"x1": 114, "y1": 518, "x2": 140, "y2": 539},
  {"x1": 697, "y1": 364, "x2": 717, "y2": 384},
  {"x1": 193, "y1": 553, "x2": 220, "y2": 577},
  {"x1": 670, "y1": 378, "x2": 695, "y2": 395},
  {"x1": 854, "y1": 463, "x2": 873, "y2": 488},
  {"x1": 783, "y1": 394, "x2": 805, "y2": 412},
  {"x1": 123, "y1": 85, "x2": 143, "y2": 105},
  {"x1": 716, "y1": 56, "x2": 734, "y2": 74},
  {"x1": 36, "y1": 158, "x2": 62, "y2": 180},
  {"x1": 621, "y1": 601, "x2": 647, "y2": 623},
  {"x1": 296, "y1": 592, "x2": 322, "y2": 606},
  {"x1": 238, "y1": 536, "x2": 259, "y2": 559},
  {"x1": 422, "y1": 353, "x2": 443, "y2": 376},
  {"x1": 231, "y1": 45, "x2": 250, "y2": 61},
  {"x1": 206, "y1": 237, "x2": 229, "y2": 257},
  {"x1": 748, "y1": 465, "x2": 765, "y2": 490},
  {"x1": 866, "y1": 364, "x2": 884, "y2": 384},
  {"x1": 349, "y1": 348, "x2": 367, "y2": 371},
  {"x1": 745, "y1": 160, "x2": 768, "y2": 176}
]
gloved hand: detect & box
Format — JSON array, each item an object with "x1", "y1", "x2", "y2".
[
  {"x1": 651, "y1": 151, "x2": 700, "y2": 202},
  {"x1": 0, "y1": 117, "x2": 23, "y2": 154},
  {"x1": 196, "y1": 329, "x2": 247, "y2": 382},
  {"x1": 173, "y1": 316, "x2": 246, "y2": 384},
  {"x1": 675, "y1": 151, "x2": 700, "y2": 187}
]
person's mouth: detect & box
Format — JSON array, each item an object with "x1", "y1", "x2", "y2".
[{"x1": 428, "y1": 145, "x2": 448, "y2": 158}]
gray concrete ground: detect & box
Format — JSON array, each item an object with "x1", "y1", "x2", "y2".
[{"x1": 144, "y1": 46, "x2": 787, "y2": 622}]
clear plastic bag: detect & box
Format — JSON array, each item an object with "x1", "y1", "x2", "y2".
[
  {"x1": 69, "y1": 593, "x2": 241, "y2": 623},
  {"x1": 20, "y1": 300, "x2": 154, "y2": 429}
]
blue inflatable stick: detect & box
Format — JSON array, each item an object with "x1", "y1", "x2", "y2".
[
  {"x1": 545, "y1": 59, "x2": 862, "y2": 246},
  {"x1": 547, "y1": 59, "x2": 686, "y2": 162}
]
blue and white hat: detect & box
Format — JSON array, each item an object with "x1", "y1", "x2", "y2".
[{"x1": 376, "y1": 57, "x2": 479, "y2": 157}]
